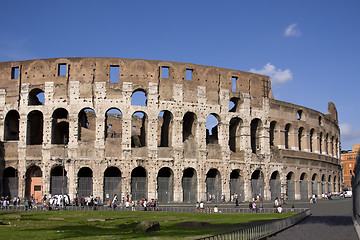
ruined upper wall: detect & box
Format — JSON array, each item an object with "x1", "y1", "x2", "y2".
[
  {"x1": 270, "y1": 99, "x2": 340, "y2": 137},
  {"x1": 0, "y1": 57, "x2": 271, "y2": 106}
]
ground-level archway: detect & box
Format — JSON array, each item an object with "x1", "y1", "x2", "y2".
[
  {"x1": 182, "y1": 168, "x2": 197, "y2": 203},
  {"x1": 50, "y1": 166, "x2": 68, "y2": 195},
  {"x1": 230, "y1": 169, "x2": 244, "y2": 202},
  {"x1": 157, "y1": 167, "x2": 174, "y2": 203},
  {"x1": 25, "y1": 166, "x2": 42, "y2": 202},
  {"x1": 77, "y1": 167, "x2": 93, "y2": 198},
  {"x1": 131, "y1": 166, "x2": 147, "y2": 200},
  {"x1": 206, "y1": 169, "x2": 222, "y2": 202},
  {"x1": 286, "y1": 172, "x2": 295, "y2": 200},
  {"x1": 251, "y1": 170, "x2": 264, "y2": 201},
  {"x1": 270, "y1": 171, "x2": 281, "y2": 200},
  {"x1": 2, "y1": 167, "x2": 18, "y2": 198},
  {"x1": 300, "y1": 173, "x2": 308, "y2": 200},
  {"x1": 103, "y1": 167, "x2": 122, "y2": 202}
]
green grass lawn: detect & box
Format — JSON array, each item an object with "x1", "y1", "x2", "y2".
[{"x1": 0, "y1": 210, "x2": 294, "y2": 240}]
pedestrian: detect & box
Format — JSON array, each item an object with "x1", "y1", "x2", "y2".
[
  {"x1": 131, "y1": 200, "x2": 136, "y2": 211},
  {"x1": 200, "y1": 201, "x2": 204, "y2": 212},
  {"x1": 252, "y1": 202, "x2": 257, "y2": 213}
]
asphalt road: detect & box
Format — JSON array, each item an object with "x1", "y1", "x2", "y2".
[{"x1": 270, "y1": 198, "x2": 358, "y2": 240}]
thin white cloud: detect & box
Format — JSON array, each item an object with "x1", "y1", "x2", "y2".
[
  {"x1": 340, "y1": 123, "x2": 360, "y2": 141},
  {"x1": 284, "y1": 24, "x2": 301, "y2": 37},
  {"x1": 250, "y1": 63, "x2": 293, "y2": 86}
]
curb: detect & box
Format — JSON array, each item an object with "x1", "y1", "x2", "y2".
[{"x1": 352, "y1": 217, "x2": 360, "y2": 240}]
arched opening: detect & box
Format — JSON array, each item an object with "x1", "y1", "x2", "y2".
[
  {"x1": 50, "y1": 166, "x2": 68, "y2": 195},
  {"x1": 269, "y1": 121, "x2": 276, "y2": 147},
  {"x1": 206, "y1": 169, "x2": 222, "y2": 202},
  {"x1": 300, "y1": 173, "x2": 308, "y2": 200},
  {"x1": 77, "y1": 167, "x2": 93, "y2": 197},
  {"x1": 2, "y1": 167, "x2": 18, "y2": 198},
  {"x1": 25, "y1": 166, "x2": 42, "y2": 202},
  {"x1": 183, "y1": 112, "x2": 196, "y2": 142},
  {"x1": 131, "y1": 166, "x2": 147, "y2": 200},
  {"x1": 182, "y1": 168, "x2": 197, "y2": 203},
  {"x1": 230, "y1": 170, "x2": 244, "y2": 202},
  {"x1": 286, "y1": 172, "x2": 295, "y2": 200},
  {"x1": 52, "y1": 108, "x2": 69, "y2": 144},
  {"x1": 312, "y1": 174, "x2": 318, "y2": 196},
  {"x1": 28, "y1": 88, "x2": 45, "y2": 105},
  {"x1": 157, "y1": 167, "x2": 174, "y2": 203},
  {"x1": 319, "y1": 132, "x2": 323, "y2": 154},
  {"x1": 229, "y1": 97, "x2": 240, "y2": 112},
  {"x1": 270, "y1": 171, "x2": 281, "y2": 200},
  {"x1": 321, "y1": 174, "x2": 326, "y2": 195},
  {"x1": 206, "y1": 114, "x2": 219, "y2": 144},
  {"x1": 251, "y1": 118, "x2": 262, "y2": 153},
  {"x1": 158, "y1": 110, "x2": 173, "y2": 147},
  {"x1": 333, "y1": 176, "x2": 337, "y2": 192},
  {"x1": 131, "y1": 89, "x2": 147, "y2": 106},
  {"x1": 297, "y1": 110, "x2": 302, "y2": 120},
  {"x1": 285, "y1": 124, "x2": 291, "y2": 149},
  {"x1": 27, "y1": 110, "x2": 43, "y2": 145},
  {"x1": 103, "y1": 167, "x2": 122, "y2": 201},
  {"x1": 310, "y1": 129, "x2": 315, "y2": 152},
  {"x1": 131, "y1": 111, "x2": 147, "y2": 148},
  {"x1": 298, "y1": 127, "x2": 304, "y2": 151},
  {"x1": 105, "y1": 108, "x2": 122, "y2": 140},
  {"x1": 229, "y1": 117, "x2": 242, "y2": 152},
  {"x1": 4, "y1": 110, "x2": 20, "y2": 141},
  {"x1": 78, "y1": 108, "x2": 95, "y2": 141},
  {"x1": 325, "y1": 133, "x2": 329, "y2": 154},
  {"x1": 251, "y1": 170, "x2": 264, "y2": 201},
  {"x1": 183, "y1": 112, "x2": 198, "y2": 158},
  {"x1": 328, "y1": 175, "x2": 332, "y2": 193}
]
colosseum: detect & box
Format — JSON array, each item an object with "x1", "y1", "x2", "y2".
[{"x1": 0, "y1": 57, "x2": 342, "y2": 203}]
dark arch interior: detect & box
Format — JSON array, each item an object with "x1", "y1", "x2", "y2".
[
  {"x1": 104, "y1": 167, "x2": 121, "y2": 177},
  {"x1": 158, "y1": 167, "x2": 172, "y2": 177},
  {"x1": 251, "y1": 170, "x2": 263, "y2": 179},
  {"x1": 271, "y1": 171, "x2": 280, "y2": 180},
  {"x1": 183, "y1": 168, "x2": 196, "y2": 178},
  {"x1": 3, "y1": 167, "x2": 17, "y2": 177},
  {"x1": 131, "y1": 167, "x2": 146, "y2": 177},
  {"x1": 230, "y1": 170, "x2": 240, "y2": 179},
  {"x1": 207, "y1": 169, "x2": 219, "y2": 178},
  {"x1": 51, "y1": 166, "x2": 67, "y2": 176},
  {"x1": 78, "y1": 167, "x2": 93, "y2": 177}
]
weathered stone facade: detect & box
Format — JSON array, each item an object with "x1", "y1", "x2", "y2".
[{"x1": 0, "y1": 57, "x2": 342, "y2": 203}]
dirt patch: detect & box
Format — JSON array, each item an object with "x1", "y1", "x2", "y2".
[
  {"x1": 178, "y1": 222, "x2": 210, "y2": 228},
  {"x1": 178, "y1": 219, "x2": 278, "y2": 230},
  {"x1": 233, "y1": 219, "x2": 278, "y2": 228}
]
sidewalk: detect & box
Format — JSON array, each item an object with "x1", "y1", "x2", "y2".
[{"x1": 270, "y1": 198, "x2": 358, "y2": 240}]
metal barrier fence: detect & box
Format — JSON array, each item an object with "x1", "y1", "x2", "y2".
[
  {"x1": 0, "y1": 204, "x2": 308, "y2": 214},
  {"x1": 195, "y1": 209, "x2": 311, "y2": 240}
]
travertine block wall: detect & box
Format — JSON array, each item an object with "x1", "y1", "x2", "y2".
[{"x1": 0, "y1": 58, "x2": 342, "y2": 202}]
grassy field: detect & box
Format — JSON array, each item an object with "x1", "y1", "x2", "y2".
[{"x1": 0, "y1": 210, "x2": 294, "y2": 240}]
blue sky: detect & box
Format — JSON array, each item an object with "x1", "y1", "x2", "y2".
[{"x1": 1, "y1": 0, "x2": 359, "y2": 150}]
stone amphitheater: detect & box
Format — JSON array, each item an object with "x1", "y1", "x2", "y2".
[{"x1": 0, "y1": 57, "x2": 342, "y2": 203}]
